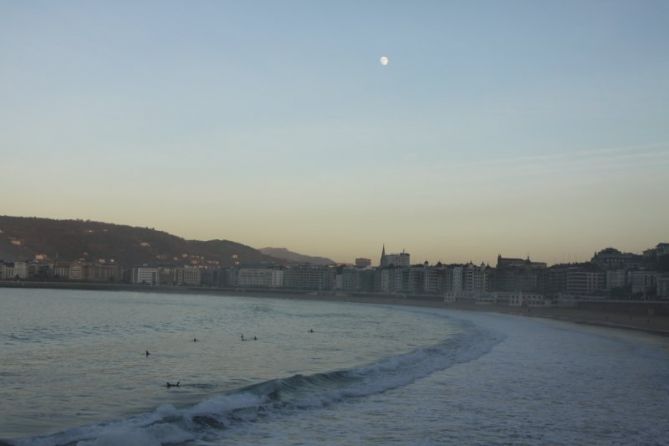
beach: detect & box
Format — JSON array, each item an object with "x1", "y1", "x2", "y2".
[{"x1": 2, "y1": 280, "x2": 669, "y2": 337}]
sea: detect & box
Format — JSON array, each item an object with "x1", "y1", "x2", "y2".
[{"x1": 1, "y1": 288, "x2": 668, "y2": 446}]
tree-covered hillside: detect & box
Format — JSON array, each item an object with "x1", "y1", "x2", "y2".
[{"x1": 0, "y1": 216, "x2": 281, "y2": 267}]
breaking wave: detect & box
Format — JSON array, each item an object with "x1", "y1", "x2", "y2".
[{"x1": 11, "y1": 321, "x2": 502, "y2": 446}]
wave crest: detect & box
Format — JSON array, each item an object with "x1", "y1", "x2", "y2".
[{"x1": 13, "y1": 322, "x2": 502, "y2": 446}]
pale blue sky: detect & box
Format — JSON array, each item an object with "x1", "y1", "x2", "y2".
[{"x1": 1, "y1": 1, "x2": 668, "y2": 264}]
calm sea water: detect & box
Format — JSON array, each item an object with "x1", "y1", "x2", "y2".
[{"x1": 1, "y1": 288, "x2": 668, "y2": 445}]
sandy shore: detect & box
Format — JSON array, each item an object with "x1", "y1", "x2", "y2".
[
  {"x1": 440, "y1": 303, "x2": 669, "y2": 337},
  {"x1": 272, "y1": 294, "x2": 669, "y2": 337},
  {"x1": 2, "y1": 281, "x2": 669, "y2": 337}
]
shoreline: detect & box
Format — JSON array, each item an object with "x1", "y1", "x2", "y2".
[{"x1": 2, "y1": 280, "x2": 669, "y2": 337}]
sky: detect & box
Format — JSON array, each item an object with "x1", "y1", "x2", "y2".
[{"x1": 1, "y1": 0, "x2": 668, "y2": 265}]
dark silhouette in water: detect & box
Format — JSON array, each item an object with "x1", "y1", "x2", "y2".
[
  {"x1": 145, "y1": 350, "x2": 150, "y2": 357},
  {"x1": 253, "y1": 336, "x2": 257, "y2": 341},
  {"x1": 241, "y1": 334, "x2": 245, "y2": 341},
  {"x1": 166, "y1": 381, "x2": 180, "y2": 388},
  {"x1": 309, "y1": 329, "x2": 314, "y2": 333},
  {"x1": 193, "y1": 338, "x2": 197, "y2": 342}
]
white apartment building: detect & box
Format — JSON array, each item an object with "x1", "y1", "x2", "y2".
[
  {"x1": 238, "y1": 268, "x2": 284, "y2": 288},
  {"x1": 450, "y1": 266, "x2": 464, "y2": 294},
  {"x1": 12, "y1": 261, "x2": 29, "y2": 279},
  {"x1": 132, "y1": 267, "x2": 159, "y2": 285},
  {"x1": 463, "y1": 263, "x2": 487, "y2": 293}
]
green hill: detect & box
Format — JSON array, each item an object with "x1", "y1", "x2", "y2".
[
  {"x1": 259, "y1": 247, "x2": 335, "y2": 265},
  {"x1": 0, "y1": 216, "x2": 281, "y2": 267}
]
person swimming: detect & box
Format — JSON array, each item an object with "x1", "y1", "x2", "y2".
[
  {"x1": 166, "y1": 381, "x2": 180, "y2": 388},
  {"x1": 145, "y1": 350, "x2": 150, "y2": 357},
  {"x1": 193, "y1": 338, "x2": 197, "y2": 342},
  {"x1": 241, "y1": 334, "x2": 245, "y2": 341},
  {"x1": 253, "y1": 336, "x2": 257, "y2": 341}
]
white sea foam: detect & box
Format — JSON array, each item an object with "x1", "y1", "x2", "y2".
[
  {"x1": 9, "y1": 302, "x2": 669, "y2": 446},
  {"x1": 12, "y1": 321, "x2": 499, "y2": 446}
]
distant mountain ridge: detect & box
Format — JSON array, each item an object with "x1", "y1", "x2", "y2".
[
  {"x1": 0, "y1": 215, "x2": 284, "y2": 267},
  {"x1": 259, "y1": 247, "x2": 335, "y2": 265}
]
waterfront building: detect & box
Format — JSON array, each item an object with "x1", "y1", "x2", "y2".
[
  {"x1": 448, "y1": 265, "x2": 464, "y2": 294},
  {"x1": 379, "y1": 267, "x2": 394, "y2": 293},
  {"x1": 358, "y1": 268, "x2": 376, "y2": 292},
  {"x1": 493, "y1": 255, "x2": 546, "y2": 292},
  {"x1": 87, "y1": 264, "x2": 121, "y2": 282},
  {"x1": 68, "y1": 262, "x2": 86, "y2": 281},
  {"x1": 496, "y1": 255, "x2": 547, "y2": 270},
  {"x1": 444, "y1": 291, "x2": 458, "y2": 303},
  {"x1": 541, "y1": 266, "x2": 569, "y2": 294},
  {"x1": 605, "y1": 270, "x2": 627, "y2": 290},
  {"x1": 630, "y1": 270, "x2": 657, "y2": 295},
  {"x1": 238, "y1": 268, "x2": 284, "y2": 288},
  {"x1": 474, "y1": 292, "x2": 497, "y2": 305},
  {"x1": 657, "y1": 243, "x2": 669, "y2": 256},
  {"x1": 334, "y1": 272, "x2": 344, "y2": 290},
  {"x1": 132, "y1": 267, "x2": 159, "y2": 285},
  {"x1": 284, "y1": 265, "x2": 334, "y2": 290},
  {"x1": 407, "y1": 265, "x2": 426, "y2": 294},
  {"x1": 157, "y1": 267, "x2": 177, "y2": 285},
  {"x1": 224, "y1": 268, "x2": 239, "y2": 287},
  {"x1": 423, "y1": 265, "x2": 447, "y2": 294},
  {"x1": 642, "y1": 243, "x2": 669, "y2": 267},
  {"x1": 565, "y1": 270, "x2": 606, "y2": 295},
  {"x1": 339, "y1": 267, "x2": 361, "y2": 291},
  {"x1": 463, "y1": 262, "x2": 488, "y2": 293},
  {"x1": 12, "y1": 261, "x2": 29, "y2": 279},
  {"x1": 53, "y1": 262, "x2": 70, "y2": 279},
  {"x1": 493, "y1": 267, "x2": 541, "y2": 292},
  {"x1": 379, "y1": 245, "x2": 410, "y2": 268},
  {"x1": 506, "y1": 291, "x2": 548, "y2": 307},
  {"x1": 199, "y1": 268, "x2": 222, "y2": 287},
  {"x1": 442, "y1": 264, "x2": 488, "y2": 301},
  {"x1": 355, "y1": 258, "x2": 371, "y2": 268},
  {"x1": 0, "y1": 262, "x2": 12, "y2": 280},
  {"x1": 379, "y1": 267, "x2": 406, "y2": 293},
  {"x1": 27, "y1": 262, "x2": 50, "y2": 279},
  {"x1": 445, "y1": 290, "x2": 549, "y2": 307},
  {"x1": 175, "y1": 266, "x2": 202, "y2": 286},
  {"x1": 657, "y1": 275, "x2": 669, "y2": 298},
  {"x1": 591, "y1": 247, "x2": 643, "y2": 270}
]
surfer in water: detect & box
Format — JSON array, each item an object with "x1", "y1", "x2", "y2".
[{"x1": 166, "y1": 381, "x2": 180, "y2": 388}]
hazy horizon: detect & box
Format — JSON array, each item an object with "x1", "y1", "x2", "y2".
[{"x1": 2, "y1": 1, "x2": 668, "y2": 265}]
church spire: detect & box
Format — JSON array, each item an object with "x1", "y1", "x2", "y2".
[{"x1": 380, "y1": 244, "x2": 386, "y2": 267}]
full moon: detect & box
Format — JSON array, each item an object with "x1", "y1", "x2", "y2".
[{"x1": 379, "y1": 56, "x2": 389, "y2": 66}]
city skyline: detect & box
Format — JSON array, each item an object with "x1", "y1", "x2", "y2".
[{"x1": 1, "y1": 1, "x2": 668, "y2": 265}]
